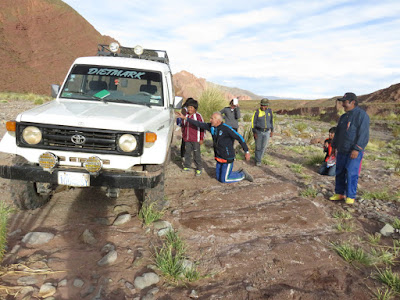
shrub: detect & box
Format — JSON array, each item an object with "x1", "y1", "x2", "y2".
[
  {"x1": 305, "y1": 154, "x2": 325, "y2": 166},
  {"x1": 242, "y1": 113, "x2": 252, "y2": 122},
  {"x1": 294, "y1": 122, "x2": 307, "y2": 133},
  {"x1": 0, "y1": 202, "x2": 13, "y2": 262},
  {"x1": 198, "y1": 87, "x2": 226, "y2": 121}
]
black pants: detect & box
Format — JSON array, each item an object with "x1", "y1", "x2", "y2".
[
  {"x1": 180, "y1": 138, "x2": 185, "y2": 157},
  {"x1": 184, "y1": 141, "x2": 202, "y2": 170}
]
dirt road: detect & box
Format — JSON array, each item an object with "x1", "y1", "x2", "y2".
[{"x1": 1, "y1": 100, "x2": 399, "y2": 299}]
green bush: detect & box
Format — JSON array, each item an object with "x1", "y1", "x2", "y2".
[
  {"x1": 242, "y1": 113, "x2": 252, "y2": 122},
  {"x1": 0, "y1": 202, "x2": 13, "y2": 262},
  {"x1": 197, "y1": 87, "x2": 226, "y2": 121}
]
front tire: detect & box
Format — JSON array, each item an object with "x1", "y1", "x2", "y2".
[
  {"x1": 10, "y1": 156, "x2": 55, "y2": 210},
  {"x1": 142, "y1": 165, "x2": 166, "y2": 211}
]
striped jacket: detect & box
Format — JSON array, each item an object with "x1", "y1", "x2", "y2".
[{"x1": 182, "y1": 112, "x2": 205, "y2": 142}]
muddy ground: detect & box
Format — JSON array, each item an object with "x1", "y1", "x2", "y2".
[{"x1": 0, "y1": 100, "x2": 399, "y2": 300}]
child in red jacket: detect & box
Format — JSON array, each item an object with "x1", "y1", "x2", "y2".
[
  {"x1": 181, "y1": 98, "x2": 205, "y2": 176},
  {"x1": 319, "y1": 127, "x2": 336, "y2": 176}
]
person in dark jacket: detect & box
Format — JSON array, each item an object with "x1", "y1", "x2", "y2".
[
  {"x1": 329, "y1": 92, "x2": 369, "y2": 205},
  {"x1": 220, "y1": 98, "x2": 241, "y2": 132},
  {"x1": 175, "y1": 111, "x2": 253, "y2": 183},
  {"x1": 251, "y1": 98, "x2": 274, "y2": 166}
]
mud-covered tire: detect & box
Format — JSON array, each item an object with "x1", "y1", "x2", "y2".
[
  {"x1": 10, "y1": 155, "x2": 55, "y2": 210},
  {"x1": 142, "y1": 165, "x2": 166, "y2": 211}
]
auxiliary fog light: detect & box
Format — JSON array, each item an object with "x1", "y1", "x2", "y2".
[
  {"x1": 39, "y1": 152, "x2": 58, "y2": 171},
  {"x1": 109, "y1": 42, "x2": 120, "y2": 53},
  {"x1": 83, "y1": 156, "x2": 103, "y2": 174},
  {"x1": 134, "y1": 45, "x2": 143, "y2": 56}
]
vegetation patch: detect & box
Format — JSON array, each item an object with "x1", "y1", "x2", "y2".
[
  {"x1": 154, "y1": 229, "x2": 202, "y2": 284},
  {"x1": 139, "y1": 203, "x2": 165, "y2": 226},
  {"x1": 0, "y1": 202, "x2": 13, "y2": 263}
]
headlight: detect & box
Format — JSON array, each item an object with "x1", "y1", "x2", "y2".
[
  {"x1": 22, "y1": 126, "x2": 42, "y2": 145},
  {"x1": 118, "y1": 134, "x2": 137, "y2": 152}
]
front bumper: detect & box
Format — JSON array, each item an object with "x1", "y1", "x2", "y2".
[{"x1": 0, "y1": 164, "x2": 162, "y2": 189}]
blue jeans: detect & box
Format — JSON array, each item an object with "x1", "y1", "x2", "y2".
[
  {"x1": 319, "y1": 162, "x2": 336, "y2": 176},
  {"x1": 255, "y1": 130, "x2": 270, "y2": 163},
  {"x1": 335, "y1": 151, "x2": 364, "y2": 199},
  {"x1": 215, "y1": 161, "x2": 245, "y2": 183}
]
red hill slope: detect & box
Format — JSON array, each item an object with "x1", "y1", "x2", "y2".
[{"x1": 0, "y1": 0, "x2": 114, "y2": 94}]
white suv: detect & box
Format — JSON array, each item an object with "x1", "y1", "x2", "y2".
[{"x1": 0, "y1": 43, "x2": 182, "y2": 210}]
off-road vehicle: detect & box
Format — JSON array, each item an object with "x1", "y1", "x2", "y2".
[{"x1": 0, "y1": 43, "x2": 182, "y2": 210}]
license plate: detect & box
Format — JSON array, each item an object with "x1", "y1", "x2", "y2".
[{"x1": 58, "y1": 171, "x2": 90, "y2": 187}]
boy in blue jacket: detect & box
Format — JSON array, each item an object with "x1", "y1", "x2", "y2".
[{"x1": 329, "y1": 92, "x2": 369, "y2": 204}]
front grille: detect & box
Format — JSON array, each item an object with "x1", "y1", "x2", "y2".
[{"x1": 16, "y1": 123, "x2": 143, "y2": 156}]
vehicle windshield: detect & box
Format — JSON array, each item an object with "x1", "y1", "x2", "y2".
[{"x1": 60, "y1": 64, "x2": 163, "y2": 106}]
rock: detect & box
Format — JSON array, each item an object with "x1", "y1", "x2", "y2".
[
  {"x1": 97, "y1": 250, "x2": 118, "y2": 266},
  {"x1": 380, "y1": 224, "x2": 395, "y2": 237},
  {"x1": 80, "y1": 229, "x2": 97, "y2": 245},
  {"x1": 8, "y1": 228, "x2": 22, "y2": 237},
  {"x1": 157, "y1": 228, "x2": 172, "y2": 237},
  {"x1": 58, "y1": 279, "x2": 67, "y2": 287},
  {"x1": 17, "y1": 276, "x2": 38, "y2": 285},
  {"x1": 113, "y1": 204, "x2": 131, "y2": 214},
  {"x1": 246, "y1": 285, "x2": 259, "y2": 292},
  {"x1": 22, "y1": 232, "x2": 55, "y2": 246},
  {"x1": 133, "y1": 272, "x2": 160, "y2": 290},
  {"x1": 101, "y1": 243, "x2": 115, "y2": 254},
  {"x1": 189, "y1": 289, "x2": 199, "y2": 298},
  {"x1": 73, "y1": 278, "x2": 85, "y2": 288},
  {"x1": 113, "y1": 213, "x2": 132, "y2": 226},
  {"x1": 153, "y1": 220, "x2": 172, "y2": 230},
  {"x1": 38, "y1": 283, "x2": 56, "y2": 298}
]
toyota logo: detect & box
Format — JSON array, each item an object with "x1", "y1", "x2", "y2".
[{"x1": 71, "y1": 134, "x2": 86, "y2": 145}]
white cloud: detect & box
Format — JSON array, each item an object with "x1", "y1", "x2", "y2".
[{"x1": 62, "y1": 0, "x2": 400, "y2": 99}]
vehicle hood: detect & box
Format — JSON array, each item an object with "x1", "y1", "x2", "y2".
[{"x1": 16, "y1": 100, "x2": 170, "y2": 132}]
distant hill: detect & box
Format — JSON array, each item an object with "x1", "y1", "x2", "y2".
[{"x1": 0, "y1": 0, "x2": 114, "y2": 94}]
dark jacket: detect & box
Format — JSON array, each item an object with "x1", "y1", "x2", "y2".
[
  {"x1": 220, "y1": 107, "x2": 241, "y2": 129},
  {"x1": 251, "y1": 108, "x2": 274, "y2": 133},
  {"x1": 186, "y1": 118, "x2": 249, "y2": 163},
  {"x1": 332, "y1": 106, "x2": 369, "y2": 153}
]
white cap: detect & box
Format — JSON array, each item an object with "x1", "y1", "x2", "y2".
[{"x1": 232, "y1": 98, "x2": 238, "y2": 105}]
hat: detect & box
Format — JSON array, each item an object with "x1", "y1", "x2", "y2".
[
  {"x1": 185, "y1": 98, "x2": 198, "y2": 109},
  {"x1": 337, "y1": 92, "x2": 357, "y2": 102},
  {"x1": 260, "y1": 98, "x2": 269, "y2": 105},
  {"x1": 232, "y1": 98, "x2": 238, "y2": 105}
]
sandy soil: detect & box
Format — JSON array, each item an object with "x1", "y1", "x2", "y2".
[{"x1": 0, "y1": 100, "x2": 399, "y2": 300}]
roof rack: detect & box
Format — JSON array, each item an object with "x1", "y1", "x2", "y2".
[{"x1": 97, "y1": 44, "x2": 169, "y2": 65}]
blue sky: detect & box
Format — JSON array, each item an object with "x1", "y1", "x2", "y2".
[{"x1": 63, "y1": 0, "x2": 400, "y2": 99}]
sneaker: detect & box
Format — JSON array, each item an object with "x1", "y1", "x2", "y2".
[
  {"x1": 256, "y1": 162, "x2": 262, "y2": 167},
  {"x1": 345, "y1": 197, "x2": 355, "y2": 204},
  {"x1": 329, "y1": 194, "x2": 345, "y2": 201},
  {"x1": 242, "y1": 169, "x2": 254, "y2": 182},
  {"x1": 195, "y1": 170, "x2": 202, "y2": 176},
  {"x1": 182, "y1": 167, "x2": 191, "y2": 172}
]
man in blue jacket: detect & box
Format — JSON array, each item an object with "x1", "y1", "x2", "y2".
[
  {"x1": 175, "y1": 111, "x2": 253, "y2": 183},
  {"x1": 329, "y1": 92, "x2": 369, "y2": 204}
]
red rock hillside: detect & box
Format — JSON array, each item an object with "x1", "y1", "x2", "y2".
[
  {"x1": 173, "y1": 70, "x2": 256, "y2": 101},
  {"x1": 0, "y1": 0, "x2": 115, "y2": 95}
]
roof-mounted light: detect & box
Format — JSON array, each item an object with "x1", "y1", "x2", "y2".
[
  {"x1": 134, "y1": 45, "x2": 143, "y2": 56},
  {"x1": 109, "y1": 42, "x2": 120, "y2": 53}
]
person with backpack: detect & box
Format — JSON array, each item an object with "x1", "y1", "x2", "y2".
[{"x1": 251, "y1": 98, "x2": 274, "y2": 166}]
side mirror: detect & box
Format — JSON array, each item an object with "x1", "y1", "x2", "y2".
[
  {"x1": 173, "y1": 96, "x2": 183, "y2": 109},
  {"x1": 51, "y1": 84, "x2": 60, "y2": 98}
]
